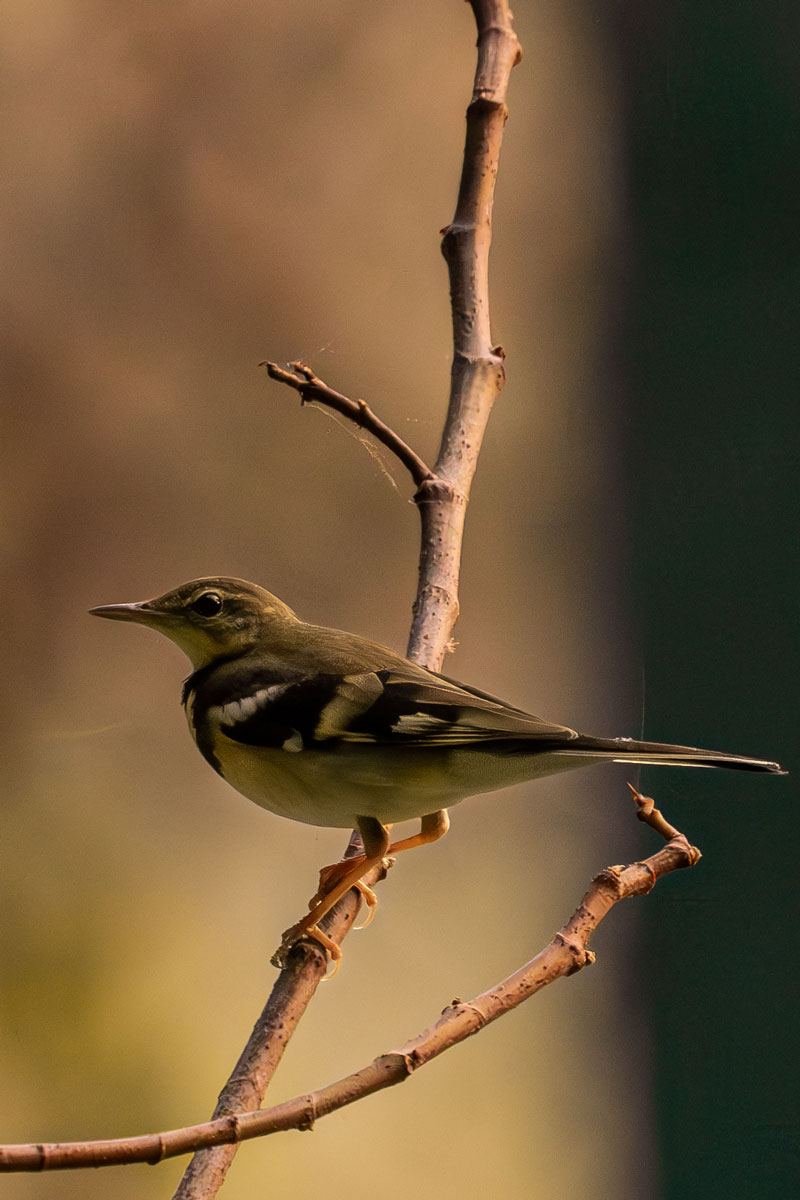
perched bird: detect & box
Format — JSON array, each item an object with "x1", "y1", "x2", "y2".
[{"x1": 91, "y1": 577, "x2": 783, "y2": 967}]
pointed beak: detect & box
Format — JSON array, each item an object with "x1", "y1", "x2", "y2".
[{"x1": 89, "y1": 601, "x2": 168, "y2": 625}]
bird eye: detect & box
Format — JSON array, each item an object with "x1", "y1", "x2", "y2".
[{"x1": 190, "y1": 591, "x2": 223, "y2": 618}]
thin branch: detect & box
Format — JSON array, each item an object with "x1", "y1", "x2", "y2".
[
  {"x1": 171, "y1": 837, "x2": 385, "y2": 1199},
  {"x1": 0, "y1": 790, "x2": 700, "y2": 1173},
  {"x1": 408, "y1": 0, "x2": 521, "y2": 669},
  {"x1": 178, "y1": 6, "x2": 520, "y2": 1194},
  {"x1": 265, "y1": 2, "x2": 521, "y2": 674},
  {"x1": 2, "y1": 3, "x2": 697, "y2": 1195},
  {"x1": 261, "y1": 361, "x2": 434, "y2": 489}
]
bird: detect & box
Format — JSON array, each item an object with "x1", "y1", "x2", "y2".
[{"x1": 90, "y1": 576, "x2": 783, "y2": 968}]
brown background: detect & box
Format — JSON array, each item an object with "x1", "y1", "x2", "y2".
[{"x1": 4, "y1": 2, "x2": 791, "y2": 1198}]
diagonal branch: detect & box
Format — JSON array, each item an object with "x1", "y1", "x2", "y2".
[
  {"x1": 0, "y1": 789, "x2": 700, "y2": 1173},
  {"x1": 260, "y1": 361, "x2": 435, "y2": 489},
  {"x1": 2, "y1": 4, "x2": 703, "y2": 1196},
  {"x1": 170, "y1": 837, "x2": 386, "y2": 1199}
]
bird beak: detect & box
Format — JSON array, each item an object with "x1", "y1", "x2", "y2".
[{"x1": 89, "y1": 601, "x2": 171, "y2": 626}]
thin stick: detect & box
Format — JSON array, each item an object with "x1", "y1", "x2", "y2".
[
  {"x1": 409, "y1": 0, "x2": 520, "y2": 669},
  {"x1": 175, "y1": 8, "x2": 521, "y2": 1191},
  {"x1": 261, "y1": 361, "x2": 434, "y2": 489},
  {"x1": 171, "y1": 839, "x2": 385, "y2": 1198},
  {"x1": 176, "y1": 2, "x2": 520, "y2": 1190},
  {"x1": 265, "y1": 1, "x2": 521, "y2": 673},
  {"x1": 0, "y1": 790, "x2": 699, "y2": 1172},
  {"x1": 0, "y1": 0, "x2": 707, "y2": 1190}
]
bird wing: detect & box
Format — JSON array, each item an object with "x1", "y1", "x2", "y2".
[{"x1": 214, "y1": 666, "x2": 579, "y2": 750}]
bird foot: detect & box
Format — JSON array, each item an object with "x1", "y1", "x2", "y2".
[
  {"x1": 352, "y1": 879, "x2": 378, "y2": 929},
  {"x1": 270, "y1": 919, "x2": 342, "y2": 976},
  {"x1": 308, "y1": 856, "x2": 384, "y2": 929},
  {"x1": 272, "y1": 850, "x2": 394, "y2": 973},
  {"x1": 309, "y1": 855, "x2": 366, "y2": 905}
]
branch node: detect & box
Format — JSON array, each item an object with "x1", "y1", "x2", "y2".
[
  {"x1": 628, "y1": 861, "x2": 658, "y2": 896},
  {"x1": 296, "y1": 1095, "x2": 317, "y2": 1133},
  {"x1": 375, "y1": 1051, "x2": 414, "y2": 1079},
  {"x1": 467, "y1": 95, "x2": 507, "y2": 119},
  {"x1": 411, "y1": 584, "x2": 460, "y2": 621},
  {"x1": 227, "y1": 1115, "x2": 244, "y2": 1147},
  {"x1": 684, "y1": 842, "x2": 703, "y2": 867},
  {"x1": 442, "y1": 999, "x2": 488, "y2": 1030},
  {"x1": 628, "y1": 782, "x2": 680, "y2": 841},
  {"x1": 149, "y1": 1134, "x2": 168, "y2": 1164},
  {"x1": 413, "y1": 477, "x2": 466, "y2": 506},
  {"x1": 289, "y1": 360, "x2": 316, "y2": 382},
  {"x1": 553, "y1": 930, "x2": 591, "y2": 972},
  {"x1": 592, "y1": 865, "x2": 625, "y2": 900}
]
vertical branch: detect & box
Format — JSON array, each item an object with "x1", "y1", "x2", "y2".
[
  {"x1": 177, "y1": 4, "x2": 521, "y2": 1196},
  {"x1": 407, "y1": 0, "x2": 521, "y2": 670}
]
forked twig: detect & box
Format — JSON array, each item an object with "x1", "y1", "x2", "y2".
[
  {"x1": 173, "y1": 3, "x2": 522, "y2": 1193},
  {"x1": 0, "y1": 789, "x2": 700, "y2": 1172},
  {"x1": 261, "y1": 361, "x2": 434, "y2": 489},
  {"x1": 0, "y1": 0, "x2": 708, "y2": 1191},
  {"x1": 266, "y1": 0, "x2": 521, "y2": 672}
]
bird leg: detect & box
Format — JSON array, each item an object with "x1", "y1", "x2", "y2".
[
  {"x1": 312, "y1": 865, "x2": 379, "y2": 930},
  {"x1": 386, "y1": 808, "x2": 450, "y2": 855},
  {"x1": 350, "y1": 810, "x2": 450, "y2": 930},
  {"x1": 272, "y1": 810, "x2": 451, "y2": 969},
  {"x1": 307, "y1": 808, "x2": 451, "y2": 914},
  {"x1": 310, "y1": 808, "x2": 451, "y2": 902},
  {"x1": 312, "y1": 855, "x2": 369, "y2": 900},
  {"x1": 272, "y1": 817, "x2": 390, "y2": 969}
]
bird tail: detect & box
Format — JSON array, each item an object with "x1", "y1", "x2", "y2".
[{"x1": 556, "y1": 736, "x2": 784, "y2": 774}]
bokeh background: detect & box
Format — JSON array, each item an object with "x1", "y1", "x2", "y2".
[{"x1": 1, "y1": 2, "x2": 795, "y2": 1198}]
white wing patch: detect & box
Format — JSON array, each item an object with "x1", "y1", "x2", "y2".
[
  {"x1": 393, "y1": 712, "x2": 453, "y2": 735},
  {"x1": 210, "y1": 684, "x2": 289, "y2": 727},
  {"x1": 208, "y1": 685, "x2": 305, "y2": 754}
]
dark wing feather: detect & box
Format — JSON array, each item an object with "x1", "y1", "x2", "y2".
[
  {"x1": 212, "y1": 675, "x2": 343, "y2": 748},
  {"x1": 210, "y1": 666, "x2": 579, "y2": 750},
  {"x1": 343, "y1": 667, "x2": 580, "y2": 746}
]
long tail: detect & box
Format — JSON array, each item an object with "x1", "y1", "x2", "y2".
[{"x1": 557, "y1": 736, "x2": 784, "y2": 774}]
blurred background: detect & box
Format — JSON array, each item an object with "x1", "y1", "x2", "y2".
[{"x1": 1, "y1": 2, "x2": 795, "y2": 1197}]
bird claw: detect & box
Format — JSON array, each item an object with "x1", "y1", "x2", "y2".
[
  {"x1": 271, "y1": 920, "x2": 342, "y2": 977},
  {"x1": 308, "y1": 861, "x2": 382, "y2": 930},
  {"x1": 275, "y1": 849, "x2": 393, "y2": 973},
  {"x1": 352, "y1": 880, "x2": 378, "y2": 929},
  {"x1": 308, "y1": 855, "x2": 366, "y2": 908}
]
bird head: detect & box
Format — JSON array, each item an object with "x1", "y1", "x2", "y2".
[{"x1": 89, "y1": 577, "x2": 298, "y2": 669}]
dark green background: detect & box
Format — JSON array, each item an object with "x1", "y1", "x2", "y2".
[{"x1": 625, "y1": 4, "x2": 798, "y2": 1194}]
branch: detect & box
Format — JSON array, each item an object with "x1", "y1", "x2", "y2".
[
  {"x1": 175, "y1": 6, "x2": 521, "y2": 1193},
  {"x1": 0, "y1": 790, "x2": 700, "y2": 1173},
  {"x1": 265, "y1": 1, "x2": 521, "y2": 673},
  {"x1": 1, "y1": 0, "x2": 694, "y2": 1193},
  {"x1": 409, "y1": 0, "x2": 520, "y2": 669},
  {"x1": 170, "y1": 837, "x2": 385, "y2": 1199},
  {"x1": 260, "y1": 361, "x2": 434, "y2": 490}
]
